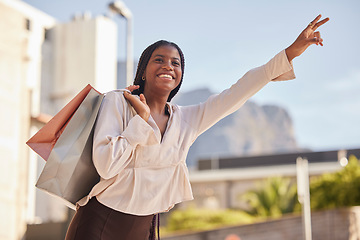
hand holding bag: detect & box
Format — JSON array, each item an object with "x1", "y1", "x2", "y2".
[{"x1": 27, "y1": 84, "x2": 104, "y2": 209}]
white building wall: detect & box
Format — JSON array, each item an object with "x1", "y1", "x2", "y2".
[
  {"x1": 0, "y1": 1, "x2": 118, "y2": 238},
  {"x1": 44, "y1": 15, "x2": 117, "y2": 115},
  {"x1": 0, "y1": 0, "x2": 55, "y2": 239},
  {"x1": 94, "y1": 17, "x2": 118, "y2": 93}
]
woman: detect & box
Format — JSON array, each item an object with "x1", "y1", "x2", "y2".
[{"x1": 65, "y1": 15, "x2": 329, "y2": 240}]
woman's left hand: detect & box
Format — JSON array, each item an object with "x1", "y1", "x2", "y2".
[{"x1": 286, "y1": 14, "x2": 330, "y2": 62}]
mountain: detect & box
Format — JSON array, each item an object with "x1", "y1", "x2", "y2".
[{"x1": 172, "y1": 88, "x2": 299, "y2": 167}]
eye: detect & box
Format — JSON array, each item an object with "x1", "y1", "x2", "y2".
[
  {"x1": 172, "y1": 61, "x2": 180, "y2": 67},
  {"x1": 154, "y1": 58, "x2": 163, "y2": 63}
]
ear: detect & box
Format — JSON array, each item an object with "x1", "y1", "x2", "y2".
[{"x1": 142, "y1": 70, "x2": 146, "y2": 80}]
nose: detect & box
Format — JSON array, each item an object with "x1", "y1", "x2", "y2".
[{"x1": 162, "y1": 61, "x2": 173, "y2": 71}]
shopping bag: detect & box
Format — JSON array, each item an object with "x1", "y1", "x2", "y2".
[{"x1": 26, "y1": 84, "x2": 104, "y2": 209}]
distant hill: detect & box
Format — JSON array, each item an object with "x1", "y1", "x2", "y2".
[{"x1": 172, "y1": 88, "x2": 300, "y2": 167}]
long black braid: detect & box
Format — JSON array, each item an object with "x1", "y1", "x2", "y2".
[{"x1": 132, "y1": 40, "x2": 185, "y2": 102}]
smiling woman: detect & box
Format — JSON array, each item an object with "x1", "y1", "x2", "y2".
[
  {"x1": 65, "y1": 16, "x2": 329, "y2": 240},
  {"x1": 143, "y1": 45, "x2": 183, "y2": 102},
  {"x1": 132, "y1": 40, "x2": 185, "y2": 103}
]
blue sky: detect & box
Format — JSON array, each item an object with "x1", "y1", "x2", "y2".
[{"x1": 23, "y1": 0, "x2": 360, "y2": 151}]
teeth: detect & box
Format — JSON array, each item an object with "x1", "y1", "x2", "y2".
[{"x1": 158, "y1": 74, "x2": 172, "y2": 79}]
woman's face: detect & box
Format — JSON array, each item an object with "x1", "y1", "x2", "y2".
[{"x1": 143, "y1": 45, "x2": 182, "y2": 97}]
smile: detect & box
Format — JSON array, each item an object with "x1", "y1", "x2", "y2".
[{"x1": 157, "y1": 74, "x2": 174, "y2": 80}]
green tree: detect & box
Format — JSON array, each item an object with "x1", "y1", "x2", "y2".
[
  {"x1": 310, "y1": 155, "x2": 360, "y2": 210},
  {"x1": 240, "y1": 176, "x2": 299, "y2": 218}
]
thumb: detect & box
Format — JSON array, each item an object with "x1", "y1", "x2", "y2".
[
  {"x1": 139, "y1": 94, "x2": 147, "y2": 105},
  {"x1": 308, "y1": 37, "x2": 322, "y2": 46}
]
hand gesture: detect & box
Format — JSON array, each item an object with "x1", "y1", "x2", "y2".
[
  {"x1": 123, "y1": 85, "x2": 150, "y2": 122},
  {"x1": 286, "y1": 14, "x2": 330, "y2": 62}
]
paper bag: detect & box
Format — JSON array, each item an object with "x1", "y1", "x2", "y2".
[{"x1": 27, "y1": 85, "x2": 103, "y2": 209}]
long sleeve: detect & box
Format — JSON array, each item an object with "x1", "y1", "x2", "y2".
[
  {"x1": 77, "y1": 50, "x2": 295, "y2": 216},
  {"x1": 92, "y1": 91, "x2": 158, "y2": 179},
  {"x1": 180, "y1": 50, "x2": 295, "y2": 139}
]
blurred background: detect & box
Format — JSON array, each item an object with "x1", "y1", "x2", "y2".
[{"x1": 0, "y1": 0, "x2": 359, "y2": 239}]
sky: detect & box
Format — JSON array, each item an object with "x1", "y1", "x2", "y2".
[{"x1": 23, "y1": 0, "x2": 360, "y2": 152}]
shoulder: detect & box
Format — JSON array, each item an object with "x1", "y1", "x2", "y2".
[
  {"x1": 169, "y1": 102, "x2": 200, "y2": 121},
  {"x1": 102, "y1": 90, "x2": 131, "y2": 111},
  {"x1": 168, "y1": 102, "x2": 189, "y2": 117},
  {"x1": 104, "y1": 90, "x2": 129, "y2": 103},
  {"x1": 105, "y1": 89, "x2": 127, "y2": 99}
]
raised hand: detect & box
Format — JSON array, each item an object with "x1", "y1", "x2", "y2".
[
  {"x1": 286, "y1": 14, "x2": 330, "y2": 62},
  {"x1": 123, "y1": 85, "x2": 150, "y2": 122}
]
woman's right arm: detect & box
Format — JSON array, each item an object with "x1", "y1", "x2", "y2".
[{"x1": 92, "y1": 91, "x2": 158, "y2": 179}]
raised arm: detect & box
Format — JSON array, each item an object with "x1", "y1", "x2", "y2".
[
  {"x1": 180, "y1": 15, "x2": 329, "y2": 139},
  {"x1": 180, "y1": 50, "x2": 295, "y2": 138}
]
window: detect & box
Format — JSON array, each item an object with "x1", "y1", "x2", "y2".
[{"x1": 26, "y1": 18, "x2": 31, "y2": 31}]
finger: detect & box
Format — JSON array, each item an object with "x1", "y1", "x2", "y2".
[
  {"x1": 123, "y1": 90, "x2": 132, "y2": 99},
  {"x1": 314, "y1": 31, "x2": 324, "y2": 46},
  {"x1": 314, "y1": 31, "x2": 321, "y2": 39},
  {"x1": 308, "y1": 37, "x2": 323, "y2": 46},
  {"x1": 123, "y1": 91, "x2": 137, "y2": 101},
  {"x1": 124, "y1": 92, "x2": 142, "y2": 108},
  {"x1": 311, "y1": 14, "x2": 322, "y2": 24},
  {"x1": 127, "y1": 85, "x2": 140, "y2": 90},
  {"x1": 307, "y1": 14, "x2": 322, "y2": 29},
  {"x1": 313, "y1": 17, "x2": 330, "y2": 30},
  {"x1": 125, "y1": 85, "x2": 140, "y2": 92},
  {"x1": 139, "y1": 94, "x2": 147, "y2": 105}
]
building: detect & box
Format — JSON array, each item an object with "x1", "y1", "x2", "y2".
[
  {"x1": 0, "y1": 0, "x2": 55, "y2": 239},
  {"x1": 183, "y1": 148, "x2": 360, "y2": 210},
  {"x1": 0, "y1": 0, "x2": 118, "y2": 239}
]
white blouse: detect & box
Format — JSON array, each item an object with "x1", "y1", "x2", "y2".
[{"x1": 77, "y1": 50, "x2": 296, "y2": 215}]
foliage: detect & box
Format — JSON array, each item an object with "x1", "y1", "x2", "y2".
[
  {"x1": 310, "y1": 155, "x2": 360, "y2": 210},
  {"x1": 240, "y1": 176, "x2": 300, "y2": 218},
  {"x1": 162, "y1": 156, "x2": 360, "y2": 235},
  {"x1": 165, "y1": 208, "x2": 254, "y2": 233}
]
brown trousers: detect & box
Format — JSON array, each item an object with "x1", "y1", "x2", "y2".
[{"x1": 65, "y1": 197, "x2": 154, "y2": 240}]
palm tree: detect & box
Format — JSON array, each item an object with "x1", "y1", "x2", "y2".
[{"x1": 240, "y1": 176, "x2": 299, "y2": 218}]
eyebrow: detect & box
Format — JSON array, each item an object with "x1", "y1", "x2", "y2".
[{"x1": 153, "y1": 54, "x2": 180, "y2": 61}]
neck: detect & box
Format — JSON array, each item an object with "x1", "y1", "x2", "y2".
[{"x1": 144, "y1": 92, "x2": 169, "y2": 115}]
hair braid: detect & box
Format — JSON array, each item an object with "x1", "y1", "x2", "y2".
[{"x1": 132, "y1": 40, "x2": 185, "y2": 102}]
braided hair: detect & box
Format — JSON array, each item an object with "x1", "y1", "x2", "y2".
[{"x1": 132, "y1": 40, "x2": 185, "y2": 102}]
